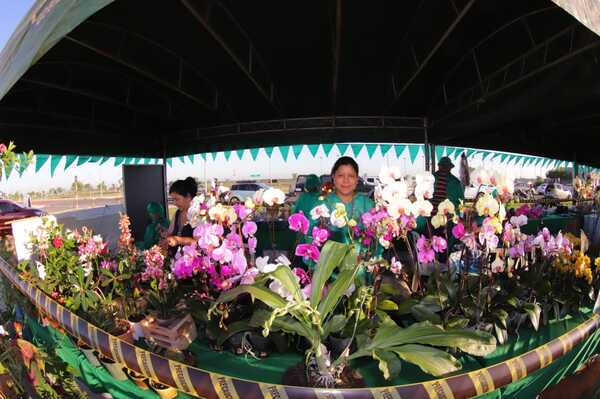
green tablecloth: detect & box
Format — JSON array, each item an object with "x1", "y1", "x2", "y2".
[
  {"x1": 25, "y1": 309, "x2": 600, "y2": 398},
  {"x1": 520, "y1": 214, "x2": 579, "y2": 235},
  {"x1": 255, "y1": 220, "x2": 297, "y2": 254}
]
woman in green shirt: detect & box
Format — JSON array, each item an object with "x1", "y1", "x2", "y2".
[
  {"x1": 322, "y1": 156, "x2": 374, "y2": 245},
  {"x1": 138, "y1": 202, "x2": 170, "y2": 250}
]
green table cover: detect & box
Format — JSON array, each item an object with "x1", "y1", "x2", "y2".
[
  {"x1": 520, "y1": 214, "x2": 579, "y2": 235},
  {"x1": 25, "y1": 308, "x2": 600, "y2": 398}
]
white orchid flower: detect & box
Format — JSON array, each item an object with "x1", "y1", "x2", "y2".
[
  {"x1": 386, "y1": 197, "x2": 413, "y2": 219},
  {"x1": 256, "y1": 256, "x2": 278, "y2": 274},
  {"x1": 381, "y1": 180, "x2": 408, "y2": 204},
  {"x1": 431, "y1": 213, "x2": 447, "y2": 229},
  {"x1": 263, "y1": 188, "x2": 286, "y2": 206},
  {"x1": 437, "y1": 199, "x2": 455, "y2": 216},
  {"x1": 310, "y1": 204, "x2": 330, "y2": 220},
  {"x1": 330, "y1": 203, "x2": 347, "y2": 228},
  {"x1": 411, "y1": 199, "x2": 433, "y2": 217},
  {"x1": 475, "y1": 193, "x2": 499, "y2": 217},
  {"x1": 378, "y1": 166, "x2": 402, "y2": 185}
]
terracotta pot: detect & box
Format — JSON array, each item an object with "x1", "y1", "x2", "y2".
[
  {"x1": 77, "y1": 339, "x2": 101, "y2": 367},
  {"x1": 127, "y1": 369, "x2": 149, "y2": 390},
  {"x1": 98, "y1": 354, "x2": 128, "y2": 381},
  {"x1": 149, "y1": 380, "x2": 178, "y2": 399}
]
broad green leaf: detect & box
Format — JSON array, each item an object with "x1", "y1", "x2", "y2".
[
  {"x1": 494, "y1": 324, "x2": 508, "y2": 345},
  {"x1": 311, "y1": 241, "x2": 350, "y2": 307},
  {"x1": 378, "y1": 300, "x2": 399, "y2": 311},
  {"x1": 493, "y1": 309, "x2": 509, "y2": 329},
  {"x1": 523, "y1": 303, "x2": 541, "y2": 331},
  {"x1": 272, "y1": 316, "x2": 317, "y2": 342},
  {"x1": 214, "y1": 285, "x2": 287, "y2": 310},
  {"x1": 411, "y1": 304, "x2": 441, "y2": 324},
  {"x1": 396, "y1": 298, "x2": 419, "y2": 315},
  {"x1": 269, "y1": 265, "x2": 303, "y2": 303},
  {"x1": 446, "y1": 317, "x2": 470, "y2": 329},
  {"x1": 506, "y1": 296, "x2": 519, "y2": 308},
  {"x1": 373, "y1": 349, "x2": 402, "y2": 380},
  {"x1": 317, "y1": 268, "x2": 356, "y2": 319},
  {"x1": 350, "y1": 321, "x2": 496, "y2": 360},
  {"x1": 322, "y1": 314, "x2": 347, "y2": 338},
  {"x1": 249, "y1": 308, "x2": 272, "y2": 328},
  {"x1": 390, "y1": 344, "x2": 461, "y2": 377}
]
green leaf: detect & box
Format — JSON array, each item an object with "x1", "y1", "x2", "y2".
[
  {"x1": 310, "y1": 241, "x2": 350, "y2": 308},
  {"x1": 378, "y1": 300, "x2": 399, "y2": 311},
  {"x1": 317, "y1": 268, "x2": 356, "y2": 319},
  {"x1": 396, "y1": 298, "x2": 419, "y2": 315},
  {"x1": 493, "y1": 309, "x2": 509, "y2": 329},
  {"x1": 373, "y1": 349, "x2": 402, "y2": 380},
  {"x1": 506, "y1": 296, "x2": 519, "y2": 308},
  {"x1": 494, "y1": 324, "x2": 508, "y2": 345},
  {"x1": 390, "y1": 344, "x2": 462, "y2": 377},
  {"x1": 446, "y1": 317, "x2": 470, "y2": 329},
  {"x1": 322, "y1": 314, "x2": 347, "y2": 338},
  {"x1": 411, "y1": 304, "x2": 441, "y2": 324},
  {"x1": 214, "y1": 285, "x2": 287, "y2": 310},
  {"x1": 269, "y1": 265, "x2": 303, "y2": 303},
  {"x1": 523, "y1": 303, "x2": 541, "y2": 331},
  {"x1": 272, "y1": 316, "x2": 317, "y2": 342},
  {"x1": 350, "y1": 321, "x2": 496, "y2": 360}
]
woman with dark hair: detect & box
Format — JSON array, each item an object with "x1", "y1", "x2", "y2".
[
  {"x1": 163, "y1": 177, "x2": 197, "y2": 253},
  {"x1": 323, "y1": 156, "x2": 374, "y2": 244}
]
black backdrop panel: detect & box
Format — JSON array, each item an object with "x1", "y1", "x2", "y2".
[{"x1": 122, "y1": 165, "x2": 167, "y2": 242}]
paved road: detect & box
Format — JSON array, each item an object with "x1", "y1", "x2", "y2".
[{"x1": 31, "y1": 196, "x2": 123, "y2": 214}]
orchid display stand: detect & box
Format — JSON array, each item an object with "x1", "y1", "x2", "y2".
[{"x1": 141, "y1": 314, "x2": 197, "y2": 351}]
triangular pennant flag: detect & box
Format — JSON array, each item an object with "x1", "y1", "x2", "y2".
[
  {"x1": 124, "y1": 157, "x2": 134, "y2": 164},
  {"x1": 466, "y1": 149, "x2": 477, "y2": 158},
  {"x1": 143, "y1": 158, "x2": 151, "y2": 165},
  {"x1": 236, "y1": 149, "x2": 245, "y2": 160},
  {"x1": 336, "y1": 143, "x2": 349, "y2": 156},
  {"x1": 63, "y1": 155, "x2": 77, "y2": 170},
  {"x1": 278, "y1": 146, "x2": 291, "y2": 161},
  {"x1": 188, "y1": 154, "x2": 194, "y2": 164},
  {"x1": 77, "y1": 156, "x2": 90, "y2": 166},
  {"x1": 394, "y1": 144, "x2": 406, "y2": 158},
  {"x1": 223, "y1": 151, "x2": 232, "y2": 161},
  {"x1": 250, "y1": 148, "x2": 260, "y2": 161},
  {"x1": 88, "y1": 156, "x2": 102, "y2": 163},
  {"x1": 4, "y1": 159, "x2": 13, "y2": 179},
  {"x1": 379, "y1": 144, "x2": 392, "y2": 157},
  {"x1": 408, "y1": 144, "x2": 420, "y2": 163},
  {"x1": 366, "y1": 144, "x2": 378, "y2": 159},
  {"x1": 18, "y1": 153, "x2": 29, "y2": 175},
  {"x1": 166, "y1": 158, "x2": 173, "y2": 167},
  {"x1": 35, "y1": 154, "x2": 50, "y2": 172},
  {"x1": 50, "y1": 155, "x2": 62, "y2": 177},
  {"x1": 322, "y1": 144, "x2": 334, "y2": 157},
  {"x1": 114, "y1": 157, "x2": 125, "y2": 167},
  {"x1": 292, "y1": 145, "x2": 304, "y2": 159},
  {"x1": 307, "y1": 144, "x2": 320, "y2": 158},
  {"x1": 136, "y1": 158, "x2": 144, "y2": 164},
  {"x1": 435, "y1": 146, "x2": 445, "y2": 161},
  {"x1": 351, "y1": 144, "x2": 364, "y2": 158},
  {"x1": 264, "y1": 147, "x2": 274, "y2": 159},
  {"x1": 500, "y1": 153, "x2": 509, "y2": 163},
  {"x1": 178, "y1": 156, "x2": 186, "y2": 164},
  {"x1": 445, "y1": 147, "x2": 455, "y2": 159},
  {"x1": 99, "y1": 156, "x2": 110, "y2": 165}
]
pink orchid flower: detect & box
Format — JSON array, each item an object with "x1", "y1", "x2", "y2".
[
  {"x1": 289, "y1": 212, "x2": 310, "y2": 235},
  {"x1": 295, "y1": 243, "x2": 320, "y2": 262}
]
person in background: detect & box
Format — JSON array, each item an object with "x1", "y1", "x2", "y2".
[
  {"x1": 432, "y1": 156, "x2": 464, "y2": 211},
  {"x1": 292, "y1": 174, "x2": 321, "y2": 215},
  {"x1": 138, "y1": 202, "x2": 169, "y2": 250},
  {"x1": 162, "y1": 177, "x2": 197, "y2": 254}
]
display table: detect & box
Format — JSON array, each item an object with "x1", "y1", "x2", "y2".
[
  {"x1": 2, "y1": 257, "x2": 600, "y2": 399},
  {"x1": 520, "y1": 214, "x2": 580, "y2": 235}
]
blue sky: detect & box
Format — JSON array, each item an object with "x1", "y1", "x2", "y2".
[{"x1": 0, "y1": 1, "x2": 34, "y2": 53}]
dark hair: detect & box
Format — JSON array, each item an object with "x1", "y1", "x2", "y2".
[
  {"x1": 331, "y1": 156, "x2": 359, "y2": 176},
  {"x1": 169, "y1": 177, "x2": 197, "y2": 198}
]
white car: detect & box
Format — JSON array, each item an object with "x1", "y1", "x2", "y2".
[
  {"x1": 536, "y1": 183, "x2": 549, "y2": 195},
  {"x1": 226, "y1": 182, "x2": 271, "y2": 203},
  {"x1": 545, "y1": 183, "x2": 572, "y2": 200}
]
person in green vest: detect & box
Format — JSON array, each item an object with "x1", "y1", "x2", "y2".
[
  {"x1": 137, "y1": 202, "x2": 170, "y2": 250},
  {"x1": 432, "y1": 156, "x2": 465, "y2": 210},
  {"x1": 292, "y1": 174, "x2": 321, "y2": 215}
]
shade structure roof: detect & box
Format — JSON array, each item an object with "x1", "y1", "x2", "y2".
[{"x1": 0, "y1": 0, "x2": 600, "y2": 164}]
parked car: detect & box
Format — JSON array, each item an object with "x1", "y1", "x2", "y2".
[
  {"x1": 290, "y1": 174, "x2": 309, "y2": 193},
  {"x1": 0, "y1": 200, "x2": 45, "y2": 236},
  {"x1": 545, "y1": 183, "x2": 572, "y2": 200},
  {"x1": 536, "y1": 183, "x2": 549, "y2": 195},
  {"x1": 227, "y1": 182, "x2": 271, "y2": 203}
]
